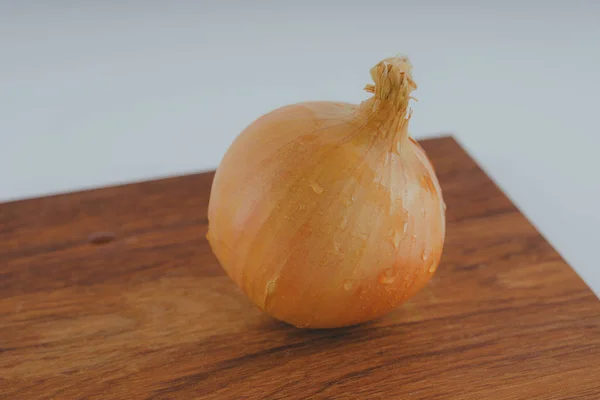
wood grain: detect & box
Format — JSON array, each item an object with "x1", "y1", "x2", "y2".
[{"x1": 1, "y1": 136, "x2": 599, "y2": 399}]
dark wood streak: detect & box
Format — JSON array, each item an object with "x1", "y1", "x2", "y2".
[
  {"x1": 0, "y1": 136, "x2": 599, "y2": 399},
  {"x1": 0, "y1": 217, "x2": 209, "y2": 262}
]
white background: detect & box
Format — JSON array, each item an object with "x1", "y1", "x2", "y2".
[{"x1": 1, "y1": 1, "x2": 599, "y2": 294}]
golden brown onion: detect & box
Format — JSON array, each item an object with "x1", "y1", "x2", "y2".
[{"x1": 207, "y1": 55, "x2": 445, "y2": 328}]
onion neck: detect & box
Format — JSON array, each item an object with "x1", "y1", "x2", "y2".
[{"x1": 359, "y1": 55, "x2": 417, "y2": 150}]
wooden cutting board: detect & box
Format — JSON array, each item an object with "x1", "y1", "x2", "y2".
[{"x1": 1, "y1": 136, "x2": 599, "y2": 399}]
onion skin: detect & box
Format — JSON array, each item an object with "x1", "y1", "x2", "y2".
[{"x1": 207, "y1": 56, "x2": 445, "y2": 329}]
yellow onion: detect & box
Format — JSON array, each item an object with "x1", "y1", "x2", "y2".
[{"x1": 207, "y1": 55, "x2": 445, "y2": 329}]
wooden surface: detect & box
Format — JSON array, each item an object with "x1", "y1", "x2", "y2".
[{"x1": 1, "y1": 136, "x2": 599, "y2": 399}]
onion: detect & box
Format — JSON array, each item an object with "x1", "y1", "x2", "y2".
[{"x1": 207, "y1": 55, "x2": 446, "y2": 329}]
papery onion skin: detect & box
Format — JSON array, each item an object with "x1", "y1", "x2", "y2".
[{"x1": 207, "y1": 55, "x2": 446, "y2": 329}]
